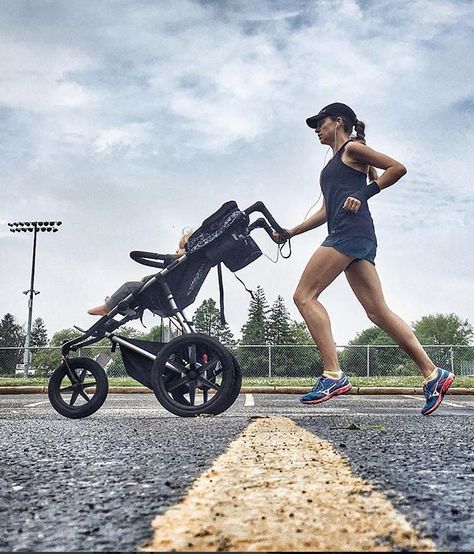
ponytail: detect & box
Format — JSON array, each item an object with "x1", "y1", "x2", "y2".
[{"x1": 350, "y1": 119, "x2": 378, "y2": 182}]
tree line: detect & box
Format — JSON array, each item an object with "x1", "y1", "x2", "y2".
[{"x1": 1, "y1": 287, "x2": 473, "y2": 377}]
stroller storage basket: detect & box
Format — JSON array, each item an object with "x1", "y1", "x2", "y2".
[
  {"x1": 218, "y1": 233, "x2": 262, "y2": 272},
  {"x1": 118, "y1": 336, "x2": 166, "y2": 389}
]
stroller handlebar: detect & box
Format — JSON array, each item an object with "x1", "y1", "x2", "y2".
[{"x1": 244, "y1": 201, "x2": 290, "y2": 243}]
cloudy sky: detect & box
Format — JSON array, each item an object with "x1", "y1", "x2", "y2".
[{"x1": 0, "y1": 0, "x2": 473, "y2": 345}]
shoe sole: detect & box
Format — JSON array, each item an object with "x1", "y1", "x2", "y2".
[
  {"x1": 300, "y1": 383, "x2": 352, "y2": 405},
  {"x1": 421, "y1": 373, "x2": 455, "y2": 416}
]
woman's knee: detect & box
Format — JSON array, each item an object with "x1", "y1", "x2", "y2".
[
  {"x1": 366, "y1": 305, "x2": 391, "y2": 326},
  {"x1": 293, "y1": 288, "x2": 317, "y2": 311}
]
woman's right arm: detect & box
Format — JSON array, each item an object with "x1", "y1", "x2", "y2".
[
  {"x1": 288, "y1": 200, "x2": 327, "y2": 238},
  {"x1": 273, "y1": 200, "x2": 327, "y2": 240}
]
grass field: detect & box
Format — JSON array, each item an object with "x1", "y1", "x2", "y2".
[{"x1": 1, "y1": 375, "x2": 474, "y2": 388}]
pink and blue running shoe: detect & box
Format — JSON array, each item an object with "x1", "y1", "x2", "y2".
[
  {"x1": 300, "y1": 372, "x2": 352, "y2": 404},
  {"x1": 421, "y1": 368, "x2": 455, "y2": 415}
]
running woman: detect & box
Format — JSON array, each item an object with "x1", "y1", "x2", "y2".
[{"x1": 274, "y1": 102, "x2": 454, "y2": 415}]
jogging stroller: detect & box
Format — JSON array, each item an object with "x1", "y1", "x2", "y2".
[{"x1": 48, "y1": 201, "x2": 289, "y2": 418}]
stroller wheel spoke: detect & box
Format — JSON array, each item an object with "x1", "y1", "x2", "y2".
[
  {"x1": 197, "y1": 376, "x2": 220, "y2": 391},
  {"x1": 198, "y1": 359, "x2": 218, "y2": 374},
  {"x1": 78, "y1": 369, "x2": 88, "y2": 383},
  {"x1": 81, "y1": 382, "x2": 97, "y2": 389},
  {"x1": 166, "y1": 360, "x2": 187, "y2": 375},
  {"x1": 60, "y1": 385, "x2": 75, "y2": 393},
  {"x1": 69, "y1": 389, "x2": 80, "y2": 406},
  {"x1": 203, "y1": 388, "x2": 208, "y2": 403},
  {"x1": 188, "y1": 344, "x2": 197, "y2": 367},
  {"x1": 78, "y1": 389, "x2": 91, "y2": 402},
  {"x1": 167, "y1": 375, "x2": 191, "y2": 392},
  {"x1": 189, "y1": 381, "x2": 196, "y2": 405}
]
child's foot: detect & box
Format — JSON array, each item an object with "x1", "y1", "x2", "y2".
[
  {"x1": 300, "y1": 372, "x2": 352, "y2": 404},
  {"x1": 421, "y1": 368, "x2": 455, "y2": 415},
  {"x1": 87, "y1": 304, "x2": 109, "y2": 316}
]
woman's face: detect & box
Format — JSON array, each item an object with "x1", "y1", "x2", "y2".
[{"x1": 314, "y1": 116, "x2": 339, "y2": 145}]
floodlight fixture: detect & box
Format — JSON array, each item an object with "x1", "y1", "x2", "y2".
[{"x1": 8, "y1": 219, "x2": 62, "y2": 377}]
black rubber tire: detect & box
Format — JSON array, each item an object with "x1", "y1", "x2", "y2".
[
  {"x1": 48, "y1": 357, "x2": 109, "y2": 419},
  {"x1": 209, "y1": 355, "x2": 242, "y2": 415},
  {"x1": 151, "y1": 333, "x2": 235, "y2": 417}
]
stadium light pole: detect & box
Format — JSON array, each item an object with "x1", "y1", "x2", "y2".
[{"x1": 8, "y1": 221, "x2": 62, "y2": 378}]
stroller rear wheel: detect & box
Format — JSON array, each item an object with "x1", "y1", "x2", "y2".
[
  {"x1": 48, "y1": 357, "x2": 109, "y2": 419},
  {"x1": 152, "y1": 333, "x2": 235, "y2": 417}
]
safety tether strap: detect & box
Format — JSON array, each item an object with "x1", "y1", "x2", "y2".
[
  {"x1": 233, "y1": 273, "x2": 255, "y2": 300},
  {"x1": 279, "y1": 237, "x2": 292, "y2": 259},
  {"x1": 217, "y1": 263, "x2": 226, "y2": 325}
]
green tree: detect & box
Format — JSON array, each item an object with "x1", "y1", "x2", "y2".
[
  {"x1": 193, "y1": 298, "x2": 235, "y2": 346},
  {"x1": 341, "y1": 325, "x2": 401, "y2": 377},
  {"x1": 290, "y1": 321, "x2": 313, "y2": 344},
  {"x1": 237, "y1": 286, "x2": 270, "y2": 377},
  {"x1": 240, "y1": 286, "x2": 270, "y2": 345},
  {"x1": 0, "y1": 313, "x2": 25, "y2": 375},
  {"x1": 141, "y1": 324, "x2": 165, "y2": 342},
  {"x1": 32, "y1": 328, "x2": 83, "y2": 376},
  {"x1": 267, "y1": 296, "x2": 295, "y2": 377},
  {"x1": 0, "y1": 313, "x2": 25, "y2": 347},
  {"x1": 412, "y1": 313, "x2": 473, "y2": 345},
  {"x1": 267, "y1": 296, "x2": 293, "y2": 345},
  {"x1": 31, "y1": 318, "x2": 48, "y2": 347},
  {"x1": 50, "y1": 328, "x2": 83, "y2": 346},
  {"x1": 286, "y1": 321, "x2": 322, "y2": 377},
  {"x1": 412, "y1": 313, "x2": 474, "y2": 372}
]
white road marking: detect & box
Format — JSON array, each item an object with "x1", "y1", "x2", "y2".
[
  {"x1": 401, "y1": 395, "x2": 465, "y2": 407},
  {"x1": 25, "y1": 400, "x2": 50, "y2": 407},
  {"x1": 244, "y1": 393, "x2": 255, "y2": 407}
]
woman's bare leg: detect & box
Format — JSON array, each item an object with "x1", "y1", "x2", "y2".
[
  {"x1": 344, "y1": 261, "x2": 436, "y2": 378},
  {"x1": 293, "y1": 246, "x2": 354, "y2": 372}
]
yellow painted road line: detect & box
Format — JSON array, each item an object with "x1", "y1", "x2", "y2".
[
  {"x1": 140, "y1": 416, "x2": 435, "y2": 552},
  {"x1": 401, "y1": 395, "x2": 464, "y2": 408},
  {"x1": 244, "y1": 393, "x2": 255, "y2": 407}
]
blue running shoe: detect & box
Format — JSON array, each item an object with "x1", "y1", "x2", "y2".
[
  {"x1": 421, "y1": 368, "x2": 455, "y2": 416},
  {"x1": 300, "y1": 372, "x2": 352, "y2": 404}
]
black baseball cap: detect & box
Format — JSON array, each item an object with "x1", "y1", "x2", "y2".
[{"x1": 306, "y1": 102, "x2": 357, "y2": 128}]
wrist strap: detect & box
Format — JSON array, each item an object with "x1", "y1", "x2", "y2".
[{"x1": 365, "y1": 181, "x2": 381, "y2": 200}]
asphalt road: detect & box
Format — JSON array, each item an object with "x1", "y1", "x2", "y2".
[{"x1": 1, "y1": 392, "x2": 473, "y2": 552}]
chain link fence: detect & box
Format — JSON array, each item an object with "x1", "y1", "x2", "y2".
[{"x1": 1, "y1": 344, "x2": 474, "y2": 379}]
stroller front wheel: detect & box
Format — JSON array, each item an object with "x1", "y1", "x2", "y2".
[{"x1": 48, "y1": 357, "x2": 109, "y2": 419}]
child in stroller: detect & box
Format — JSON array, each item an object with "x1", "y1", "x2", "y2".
[{"x1": 87, "y1": 229, "x2": 193, "y2": 317}]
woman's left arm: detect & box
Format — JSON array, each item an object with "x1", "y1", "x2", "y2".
[
  {"x1": 342, "y1": 142, "x2": 407, "y2": 213},
  {"x1": 345, "y1": 141, "x2": 407, "y2": 189}
]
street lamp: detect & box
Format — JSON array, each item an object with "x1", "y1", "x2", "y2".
[{"x1": 8, "y1": 221, "x2": 62, "y2": 378}]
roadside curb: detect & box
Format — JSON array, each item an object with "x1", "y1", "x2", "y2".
[{"x1": 0, "y1": 386, "x2": 472, "y2": 395}]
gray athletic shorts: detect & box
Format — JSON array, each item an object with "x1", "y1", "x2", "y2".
[{"x1": 321, "y1": 235, "x2": 377, "y2": 265}]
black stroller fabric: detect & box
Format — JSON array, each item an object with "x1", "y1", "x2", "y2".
[
  {"x1": 119, "y1": 336, "x2": 166, "y2": 388},
  {"x1": 130, "y1": 200, "x2": 262, "y2": 319},
  {"x1": 137, "y1": 257, "x2": 212, "y2": 317},
  {"x1": 186, "y1": 200, "x2": 262, "y2": 270}
]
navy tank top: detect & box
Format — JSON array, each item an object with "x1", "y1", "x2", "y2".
[{"x1": 320, "y1": 140, "x2": 377, "y2": 243}]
